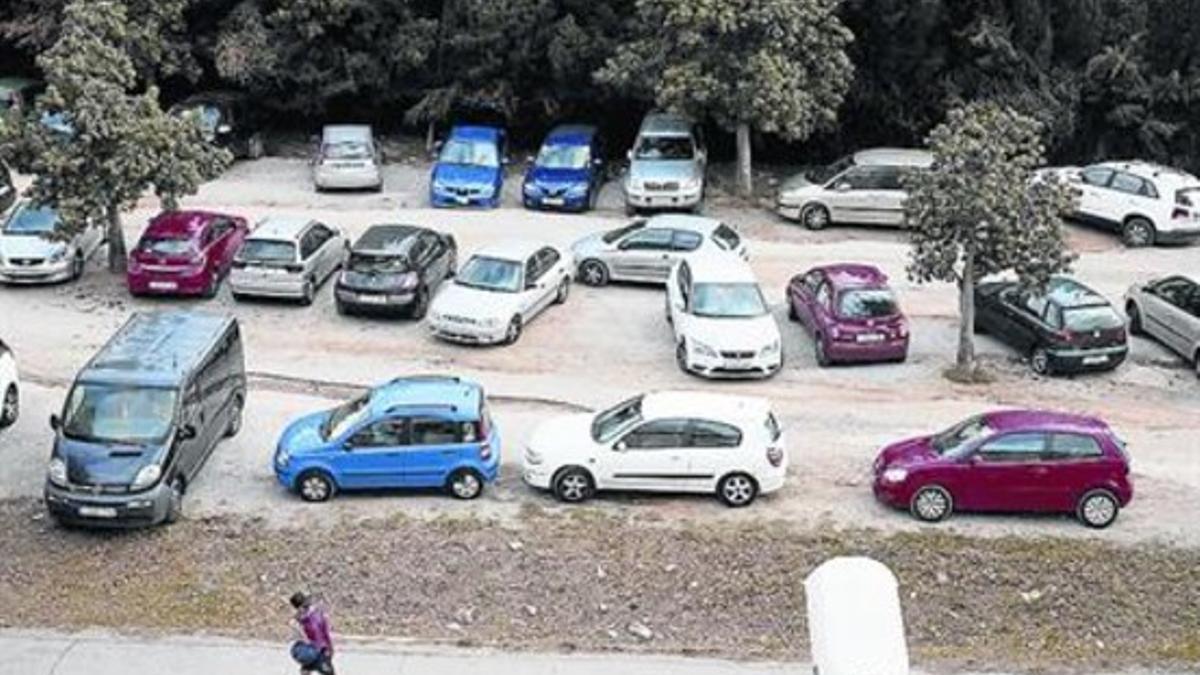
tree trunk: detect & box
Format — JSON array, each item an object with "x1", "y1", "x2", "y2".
[
  {"x1": 735, "y1": 122, "x2": 752, "y2": 198},
  {"x1": 106, "y1": 203, "x2": 126, "y2": 273},
  {"x1": 957, "y1": 252, "x2": 976, "y2": 372},
  {"x1": 426, "y1": 120, "x2": 436, "y2": 153}
]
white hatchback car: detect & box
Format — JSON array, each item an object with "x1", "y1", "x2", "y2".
[
  {"x1": 0, "y1": 338, "x2": 19, "y2": 431},
  {"x1": 230, "y1": 216, "x2": 345, "y2": 304},
  {"x1": 1040, "y1": 161, "x2": 1200, "y2": 247},
  {"x1": 428, "y1": 241, "x2": 571, "y2": 345},
  {"x1": 667, "y1": 253, "x2": 782, "y2": 378},
  {"x1": 312, "y1": 124, "x2": 383, "y2": 192},
  {"x1": 523, "y1": 391, "x2": 787, "y2": 507}
]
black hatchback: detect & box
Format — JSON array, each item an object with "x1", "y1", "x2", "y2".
[
  {"x1": 334, "y1": 224, "x2": 457, "y2": 319},
  {"x1": 975, "y1": 277, "x2": 1128, "y2": 375}
]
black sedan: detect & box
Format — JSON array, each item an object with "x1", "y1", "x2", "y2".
[
  {"x1": 974, "y1": 277, "x2": 1128, "y2": 375},
  {"x1": 334, "y1": 224, "x2": 457, "y2": 319}
]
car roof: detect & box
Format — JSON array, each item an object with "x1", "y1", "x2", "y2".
[
  {"x1": 79, "y1": 312, "x2": 235, "y2": 388},
  {"x1": 473, "y1": 240, "x2": 550, "y2": 262},
  {"x1": 1044, "y1": 277, "x2": 1110, "y2": 308},
  {"x1": 683, "y1": 251, "x2": 757, "y2": 283},
  {"x1": 369, "y1": 376, "x2": 482, "y2": 420},
  {"x1": 638, "y1": 113, "x2": 693, "y2": 136},
  {"x1": 249, "y1": 216, "x2": 317, "y2": 241},
  {"x1": 544, "y1": 124, "x2": 597, "y2": 146},
  {"x1": 641, "y1": 391, "x2": 770, "y2": 425},
  {"x1": 983, "y1": 409, "x2": 1109, "y2": 435},
  {"x1": 450, "y1": 125, "x2": 503, "y2": 142},
  {"x1": 1094, "y1": 160, "x2": 1200, "y2": 185},
  {"x1": 353, "y1": 224, "x2": 422, "y2": 253},
  {"x1": 852, "y1": 148, "x2": 933, "y2": 168},
  {"x1": 144, "y1": 210, "x2": 236, "y2": 238},
  {"x1": 322, "y1": 125, "x2": 373, "y2": 143},
  {"x1": 644, "y1": 214, "x2": 726, "y2": 234},
  {"x1": 815, "y1": 263, "x2": 889, "y2": 289}
]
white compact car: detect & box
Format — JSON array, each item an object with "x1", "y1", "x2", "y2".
[
  {"x1": 230, "y1": 216, "x2": 345, "y2": 304},
  {"x1": 0, "y1": 338, "x2": 19, "y2": 430},
  {"x1": 570, "y1": 214, "x2": 747, "y2": 286},
  {"x1": 312, "y1": 124, "x2": 384, "y2": 192},
  {"x1": 428, "y1": 241, "x2": 571, "y2": 345},
  {"x1": 523, "y1": 391, "x2": 787, "y2": 507},
  {"x1": 1039, "y1": 161, "x2": 1200, "y2": 247},
  {"x1": 776, "y1": 148, "x2": 932, "y2": 230},
  {"x1": 667, "y1": 253, "x2": 782, "y2": 378},
  {"x1": 0, "y1": 201, "x2": 104, "y2": 284}
]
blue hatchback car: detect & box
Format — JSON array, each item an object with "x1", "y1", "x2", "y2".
[
  {"x1": 273, "y1": 375, "x2": 500, "y2": 502},
  {"x1": 430, "y1": 125, "x2": 506, "y2": 208},
  {"x1": 523, "y1": 124, "x2": 604, "y2": 212}
]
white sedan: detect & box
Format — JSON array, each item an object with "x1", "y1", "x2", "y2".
[
  {"x1": 523, "y1": 391, "x2": 787, "y2": 507},
  {"x1": 0, "y1": 338, "x2": 19, "y2": 431},
  {"x1": 428, "y1": 241, "x2": 571, "y2": 345},
  {"x1": 0, "y1": 201, "x2": 105, "y2": 284}
]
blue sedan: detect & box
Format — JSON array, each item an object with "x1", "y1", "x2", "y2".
[
  {"x1": 523, "y1": 124, "x2": 605, "y2": 212},
  {"x1": 430, "y1": 125, "x2": 506, "y2": 208}
]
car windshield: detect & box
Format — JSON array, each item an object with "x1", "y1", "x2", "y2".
[
  {"x1": 807, "y1": 155, "x2": 855, "y2": 184},
  {"x1": 239, "y1": 239, "x2": 296, "y2": 263},
  {"x1": 177, "y1": 104, "x2": 222, "y2": 134},
  {"x1": 839, "y1": 289, "x2": 899, "y2": 319},
  {"x1": 1064, "y1": 306, "x2": 1124, "y2": 331},
  {"x1": 440, "y1": 139, "x2": 499, "y2": 167},
  {"x1": 348, "y1": 251, "x2": 406, "y2": 273},
  {"x1": 138, "y1": 237, "x2": 194, "y2": 256},
  {"x1": 3, "y1": 205, "x2": 59, "y2": 235},
  {"x1": 931, "y1": 416, "x2": 994, "y2": 455},
  {"x1": 601, "y1": 222, "x2": 645, "y2": 244},
  {"x1": 62, "y1": 384, "x2": 178, "y2": 445},
  {"x1": 536, "y1": 143, "x2": 589, "y2": 169},
  {"x1": 456, "y1": 255, "x2": 521, "y2": 293},
  {"x1": 692, "y1": 283, "x2": 768, "y2": 318},
  {"x1": 323, "y1": 394, "x2": 371, "y2": 441},
  {"x1": 635, "y1": 136, "x2": 694, "y2": 160},
  {"x1": 591, "y1": 395, "x2": 643, "y2": 442},
  {"x1": 323, "y1": 141, "x2": 372, "y2": 161}
]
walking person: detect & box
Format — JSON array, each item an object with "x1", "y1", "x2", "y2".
[{"x1": 290, "y1": 592, "x2": 336, "y2": 675}]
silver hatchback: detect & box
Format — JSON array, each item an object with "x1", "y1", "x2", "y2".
[
  {"x1": 230, "y1": 216, "x2": 345, "y2": 305},
  {"x1": 1126, "y1": 275, "x2": 1200, "y2": 376}
]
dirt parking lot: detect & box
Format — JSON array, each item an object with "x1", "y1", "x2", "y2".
[{"x1": 2, "y1": 158, "x2": 1198, "y2": 548}]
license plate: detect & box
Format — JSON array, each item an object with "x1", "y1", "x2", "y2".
[
  {"x1": 544, "y1": 197, "x2": 564, "y2": 206},
  {"x1": 78, "y1": 506, "x2": 117, "y2": 518},
  {"x1": 455, "y1": 196, "x2": 469, "y2": 205},
  {"x1": 1082, "y1": 355, "x2": 1109, "y2": 365},
  {"x1": 856, "y1": 333, "x2": 885, "y2": 343},
  {"x1": 357, "y1": 294, "x2": 387, "y2": 304},
  {"x1": 149, "y1": 281, "x2": 177, "y2": 291}
]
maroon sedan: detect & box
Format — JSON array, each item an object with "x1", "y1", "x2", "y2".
[
  {"x1": 872, "y1": 410, "x2": 1133, "y2": 528},
  {"x1": 787, "y1": 263, "x2": 908, "y2": 365},
  {"x1": 128, "y1": 210, "x2": 249, "y2": 298}
]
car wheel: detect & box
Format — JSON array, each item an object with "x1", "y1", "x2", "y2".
[
  {"x1": 801, "y1": 204, "x2": 830, "y2": 231},
  {"x1": 717, "y1": 473, "x2": 758, "y2": 507},
  {"x1": 297, "y1": 470, "x2": 335, "y2": 503},
  {"x1": 675, "y1": 340, "x2": 691, "y2": 373},
  {"x1": 1194, "y1": 350, "x2": 1200, "y2": 379},
  {"x1": 1077, "y1": 489, "x2": 1119, "y2": 528},
  {"x1": 300, "y1": 278, "x2": 316, "y2": 306},
  {"x1": 0, "y1": 384, "x2": 18, "y2": 429},
  {"x1": 504, "y1": 316, "x2": 523, "y2": 345},
  {"x1": 910, "y1": 485, "x2": 953, "y2": 522},
  {"x1": 446, "y1": 255, "x2": 457, "y2": 278},
  {"x1": 1122, "y1": 217, "x2": 1155, "y2": 248},
  {"x1": 411, "y1": 287, "x2": 430, "y2": 320},
  {"x1": 624, "y1": 203, "x2": 637, "y2": 217},
  {"x1": 203, "y1": 275, "x2": 219, "y2": 299},
  {"x1": 71, "y1": 252, "x2": 84, "y2": 280},
  {"x1": 1126, "y1": 302, "x2": 1144, "y2": 335},
  {"x1": 164, "y1": 477, "x2": 185, "y2": 524},
  {"x1": 814, "y1": 336, "x2": 831, "y2": 367},
  {"x1": 587, "y1": 186, "x2": 599, "y2": 211},
  {"x1": 553, "y1": 467, "x2": 594, "y2": 503},
  {"x1": 1031, "y1": 347, "x2": 1053, "y2": 376},
  {"x1": 335, "y1": 299, "x2": 349, "y2": 316},
  {"x1": 554, "y1": 278, "x2": 570, "y2": 304},
  {"x1": 787, "y1": 302, "x2": 798, "y2": 322},
  {"x1": 447, "y1": 469, "x2": 484, "y2": 500},
  {"x1": 225, "y1": 392, "x2": 245, "y2": 438},
  {"x1": 579, "y1": 259, "x2": 609, "y2": 287}
]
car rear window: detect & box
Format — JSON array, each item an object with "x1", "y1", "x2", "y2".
[
  {"x1": 411, "y1": 418, "x2": 467, "y2": 445},
  {"x1": 711, "y1": 224, "x2": 740, "y2": 251},
  {"x1": 323, "y1": 141, "x2": 372, "y2": 161},
  {"x1": 1063, "y1": 306, "x2": 1124, "y2": 332},
  {"x1": 239, "y1": 239, "x2": 296, "y2": 263},
  {"x1": 838, "y1": 289, "x2": 899, "y2": 319},
  {"x1": 138, "y1": 237, "x2": 194, "y2": 256},
  {"x1": 672, "y1": 230, "x2": 703, "y2": 251},
  {"x1": 1049, "y1": 433, "x2": 1103, "y2": 458},
  {"x1": 689, "y1": 420, "x2": 743, "y2": 448}
]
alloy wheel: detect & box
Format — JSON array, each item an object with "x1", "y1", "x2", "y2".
[
  {"x1": 555, "y1": 470, "x2": 592, "y2": 503},
  {"x1": 555, "y1": 279, "x2": 570, "y2": 304},
  {"x1": 299, "y1": 473, "x2": 333, "y2": 502},
  {"x1": 505, "y1": 317, "x2": 522, "y2": 344},
  {"x1": 580, "y1": 260, "x2": 608, "y2": 286},
  {"x1": 1031, "y1": 348, "x2": 1051, "y2": 375},
  {"x1": 449, "y1": 471, "x2": 483, "y2": 500},
  {"x1": 1123, "y1": 219, "x2": 1154, "y2": 247},
  {"x1": 912, "y1": 486, "x2": 951, "y2": 522},
  {"x1": 1080, "y1": 491, "x2": 1118, "y2": 528},
  {"x1": 719, "y1": 474, "x2": 757, "y2": 507},
  {"x1": 802, "y1": 204, "x2": 830, "y2": 230}
]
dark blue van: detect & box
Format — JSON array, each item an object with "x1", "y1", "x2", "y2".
[
  {"x1": 522, "y1": 125, "x2": 605, "y2": 212},
  {"x1": 430, "y1": 125, "x2": 506, "y2": 208},
  {"x1": 44, "y1": 312, "x2": 246, "y2": 527}
]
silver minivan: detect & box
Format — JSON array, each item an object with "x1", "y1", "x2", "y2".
[
  {"x1": 230, "y1": 216, "x2": 345, "y2": 305},
  {"x1": 776, "y1": 148, "x2": 933, "y2": 230},
  {"x1": 624, "y1": 113, "x2": 707, "y2": 215},
  {"x1": 312, "y1": 125, "x2": 384, "y2": 192}
]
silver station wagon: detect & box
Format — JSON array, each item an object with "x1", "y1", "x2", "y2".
[
  {"x1": 230, "y1": 216, "x2": 345, "y2": 304},
  {"x1": 1126, "y1": 275, "x2": 1200, "y2": 376},
  {"x1": 571, "y1": 215, "x2": 747, "y2": 286}
]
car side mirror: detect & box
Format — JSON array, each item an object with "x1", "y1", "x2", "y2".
[
  {"x1": 177, "y1": 424, "x2": 197, "y2": 441},
  {"x1": 614, "y1": 441, "x2": 628, "y2": 452},
  {"x1": 49, "y1": 414, "x2": 61, "y2": 430},
  {"x1": 834, "y1": 181, "x2": 852, "y2": 192}
]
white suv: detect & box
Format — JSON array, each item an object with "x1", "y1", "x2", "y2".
[
  {"x1": 1041, "y1": 161, "x2": 1200, "y2": 247},
  {"x1": 0, "y1": 338, "x2": 19, "y2": 431},
  {"x1": 667, "y1": 253, "x2": 782, "y2": 378},
  {"x1": 523, "y1": 391, "x2": 787, "y2": 507}
]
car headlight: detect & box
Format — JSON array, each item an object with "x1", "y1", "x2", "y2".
[
  {"x1": 691, "y1": 340, "x2": 719, "y2": 358},
  {"x1": 482, "y1": 317, "x2": 500, "y2": 328},
  {"x1": 47, "y1": 458, "x2": 68, "y2": 487},
  {"x1": 683, "y1": 177, "x2": 702, "y2": 191},
  {"x1": 130, "y1": 463, "x2": 163, "y2": 490},
  {"x1": 566, "y1": 183, "x2": 589, "y2": 197},
  {"x1": 523, "y1": 182, "x2": 538, "y2": 195},
  {"x1": 524, "y1": 447, "x2": 544, "y2": 466},
  {"x1": 882, "y1": 467, "x2": 908, "y2": 484},
  {"x1": 761, "y1": 339, "x2": 781, "y2": 357},
  {"x1": 49, "y1": 246, "x2": 68, "y2": 263},
  {"x1": 432, "y1": 180, "x2": 447, "y2": 192}
]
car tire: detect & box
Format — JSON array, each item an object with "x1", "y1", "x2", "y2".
[
  {"x1": 300, "y1": 278, "x2": 316, "y2": 306},
  {"x1": 1126, "y1": 302, "x2": 1144, "y2": 335},
  {"x1": 71, "y1": 252, "x2": 84, "y2": 280},
  {"x1": 335, "y1": 299, "x2": 349, "y2": 316},
  {"x1": 675, "y1": 340, "x2": 691, "y2": 374},
  {"x1": 624, "y1": 203, "x2": 637, "y2": 217},
  {"x1": 203, "y1": 275, "x2": 219, "y2": 299},
  {"x1": 814, "y1": 336, "x2": 831, "y2": 367},
  {"x1": 717, "y1": 473, "x2": 758, "y2": 508},
  {"x1": 910, "y1": 485, "x2": 953, "y2": 522},
  {"x1": 164, "y1": 477, "x2": 185, "y2": 524},
  {"x1": 446, "y1": 255, "x2": 457, "y2": 278},
  {"x1": 552, "y1": 467, "x2": 594, "y2": 503},
  {"x1": 579, "y1": 259, "x2": 609, "y2": 287},
  {"x1": 1194, "y1": 350, "x2": 1200, "y2": 379},
  {"x1": 1122, "y1": 217, "x2": 1156, "y2": 248},
  {"x1": 231, "y1": 291, "x2": 247, "y2": 303},
  {"x1": 0, "y1": 384, "x2": 18, "y2": 429},
  {"x1": 411, "y1": 286, "x2": 430, "y2": 320},
  {"x1": 447, "y1": 468, "x2": 484, "y2": 500},
  {"x1": 1031, "y1": 347, "x2": 1053, "y2": 376},
  {"x1": 504, "y1": 316, "x2": 522, "y2": 345},
  {"x1": 554, "y1": 278, "x2": 570, "y2": 304},
  {"x1": 787, "y1": 302, "x2": 798, "y2": 322},
  {"x1": 801, "y1": 203, "x2": 830, "y2": 231},
  {"x1": 1077, "y1": 489, "x2": 1119, "y2": 528},
  {"x1": 297, "y1": 470, "x2": 336, "y2": 503},
  {"x1": 225, "y1": 392, "x2": 245, "y2": 438}
]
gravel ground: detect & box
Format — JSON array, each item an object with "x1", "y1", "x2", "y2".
[{"x1": 0, "y1": 500, "x2": 1196, "y2": 674}]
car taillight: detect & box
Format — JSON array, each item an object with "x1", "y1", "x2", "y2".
[
  {"x1": 1171, "y1": 207, "x2": 1190, "y2": 220},
  {"x1": 480, "y1": 441, "x2": 492, "y2": 461},
  {"x1": 767, "y1": 446, "x2": 784, "y2": 467}
]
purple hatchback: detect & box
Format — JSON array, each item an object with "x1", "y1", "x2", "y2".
[
  {"x1": 787, "y1": 263, "x2": 908, "y2": 366},
  {"x1": 872, "y1": 409, "x2": 1133, "y2": 528}
]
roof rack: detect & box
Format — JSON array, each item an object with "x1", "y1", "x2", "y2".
[
  {"x1": 388, "y1": 375, "x2": 462, "y2": 384},
  {"x1": 384, "y1": 403, "x2": 460, "y2": 414}
]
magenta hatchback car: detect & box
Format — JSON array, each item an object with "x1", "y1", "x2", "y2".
[
  {"x1": 872, "y1": 410, "x2": 1133, "y2": 528},
  {"x1": 128, "y1": 210, "x2": 249, "y2": 297},
  {"x1": 787, "y1": 263, "x2": 909, "y2": 365}
]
